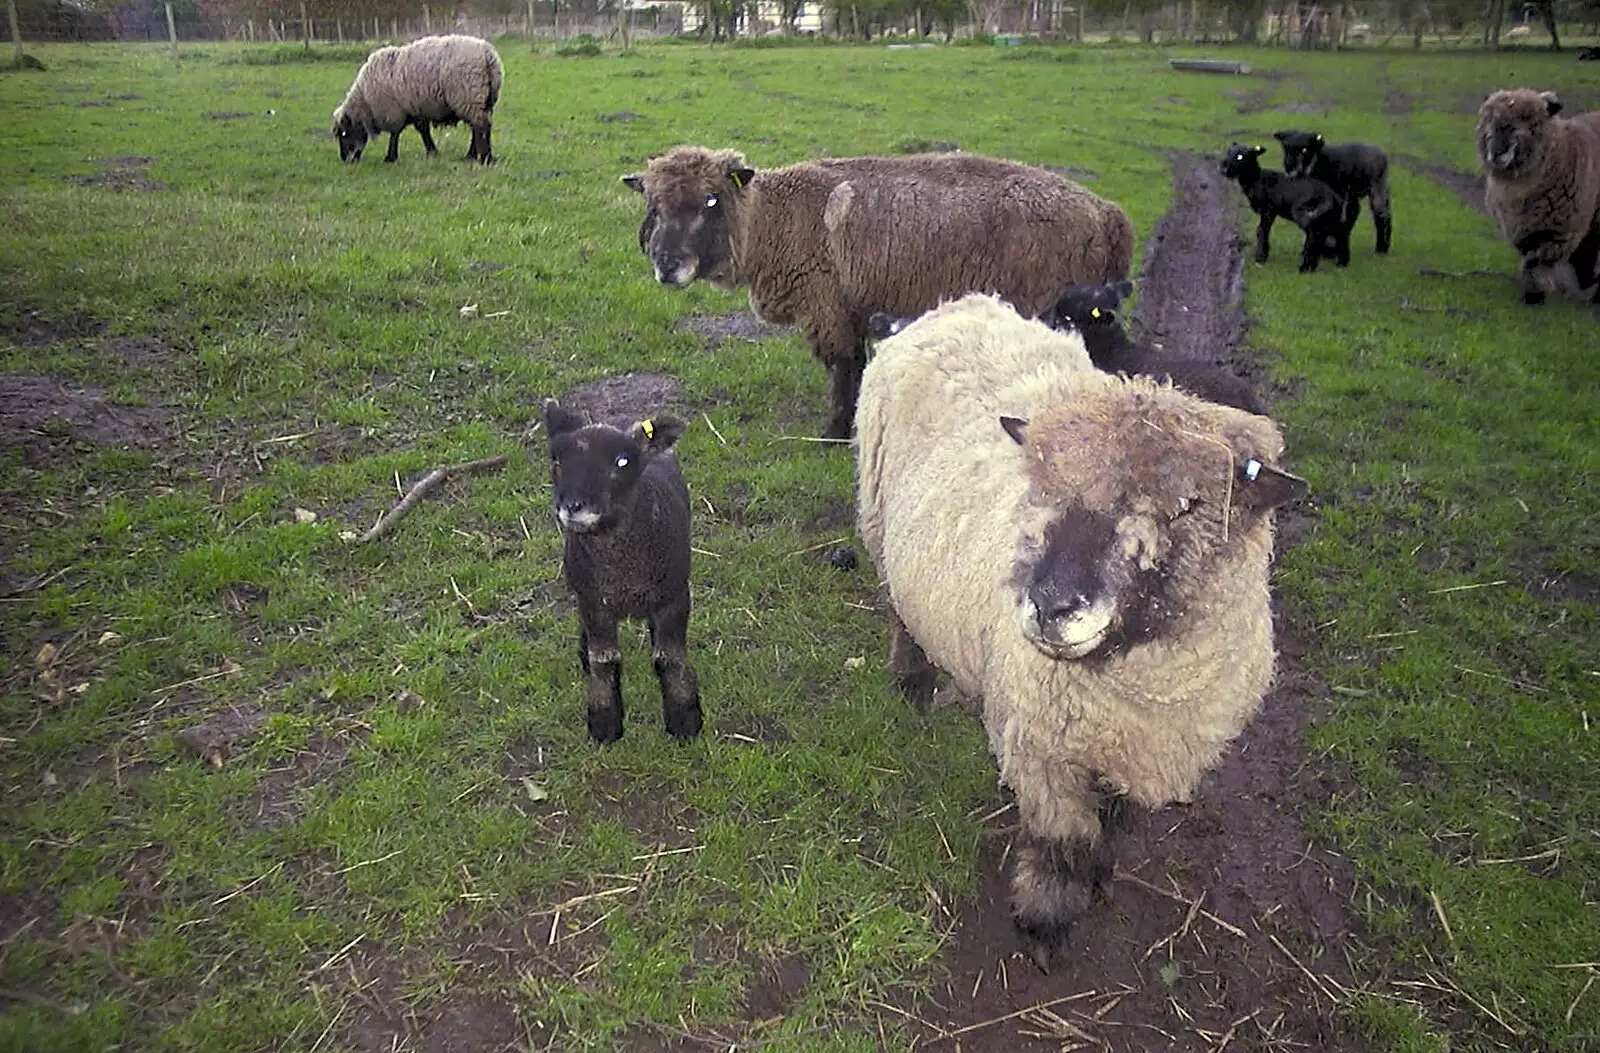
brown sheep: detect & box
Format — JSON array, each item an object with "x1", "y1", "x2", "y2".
[
  {"x1": 1477, "y1": 89, "x2": 1600, "y2": 304},
  {"x1": 622, "y1": 146, "x2": 1135, "y2": 440}
]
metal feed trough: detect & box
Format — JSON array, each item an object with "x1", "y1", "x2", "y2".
[{"x1": 1169, "y1": 58, "x2": 1253, "y2": 74}]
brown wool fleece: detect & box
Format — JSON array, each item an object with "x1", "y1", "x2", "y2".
[
  {"x1": 635, "y1": 146, "x2": 1134, "y2": 364},
  {"x1": 1478, "y1": 89, "x2": 1600, "y2": 283},
  {"x1": 856, "y1": 294, "x2": 1289, "y2": 847}
]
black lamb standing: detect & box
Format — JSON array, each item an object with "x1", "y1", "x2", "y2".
[
  {"x1": 543, "y1": 400, "x2": 703, "y2": 744},
  {"x1": 1219, "y1": 143, "x2": 1351, "y2": 273},
  {"x1": 1273, "y1": 129, "x2": 1393, "y2": 254}
]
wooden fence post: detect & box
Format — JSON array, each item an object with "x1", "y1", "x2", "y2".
[{"x1": 165, "y1": 1, "x2": 179, "y2": 58}]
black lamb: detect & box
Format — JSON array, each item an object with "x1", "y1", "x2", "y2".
[
  {"x1": 1219, "y1": 143, "x2": 1350, "y2": 273},
  {"x1": 1039, "y1": 280, "x2": 1267, "y2": 415},
  {"x1": 1273, "y1": 130, "x2": 1392, "y2": 254},
  {"x1": 543, "y1": 400, "x2": 703, "y2": 744}
]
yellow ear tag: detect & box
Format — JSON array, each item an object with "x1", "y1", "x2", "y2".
[
  {"x1": 729, "y1": 171, "x2": 745, "y2": 189},
  {"x1": 641, "y1": 419, "x2": 655, "y2": 440},
  {"x1": 1090, "y1": 307, "x2": 1101, "y2": 319}
]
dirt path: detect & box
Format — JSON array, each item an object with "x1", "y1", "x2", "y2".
[{"x1": 891, "y1": 152, "x2": 1362, "y2": 1052}]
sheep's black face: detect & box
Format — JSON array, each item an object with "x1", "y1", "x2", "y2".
[
  {"x1": 1478, "y1": 90, "x2": 1561, "y2": 177},
  {"x1": 335, "y1": 116, "x2": 368, "y2": 163},
  {"x1": 543, "y1": 401, "x2": 683, "y2": 535},
  {"x1": 1272, "y1": 130, "x2": 1323, "y2": 178},
  {"x1": 1218, "y1": 143, "x2": 1265, "y2": 181},
  {"x1": 622, "y1": 166, "x2": 753, "y2": 290},
  {"x1": 1041, "y1": 281, "x2": 1134, "y2": 334}
]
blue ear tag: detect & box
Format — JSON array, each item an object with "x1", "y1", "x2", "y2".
[{"x1": 1244, "y1": 458, "x2": 1263, "y2": 481}]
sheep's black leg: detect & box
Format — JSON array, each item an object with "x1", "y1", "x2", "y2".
[
  {"x1": 577, "y1": 607, "x2": 624, "y2": 744},
  {"x1": 1297, "y1": 228, "x2": 1321, "y2": 273},
  {"x1": 577, "y1": 628, "x2": 590, "y2": 675},
  {"x1": 1370, "y1": 178, "x2": 1392, "y2": 253},
  {"x1": 468, "y1": 121, "x2": 494, "y2": 164},
  {"x1": 1253, "y1": 214, "x2": 1273, "y2": 263},
  {"x1": 648, "y1": 597, "x2": 703, "y2": 741},
  {"x1": 887, "y1": 607, "x2": 937, "y2": 712},
  {"x1": 383, "y1": 131, "x2": 402, "y2": 163},
  {"x1": 822, "y1": 347, "x2": 867, "y2": 441},
  {"x1": 1520, "y1": 257, "x2": 1549, "y2": 305},
  {"x1": 415, "y1": 121, "x2": 438, "y2": 157}
]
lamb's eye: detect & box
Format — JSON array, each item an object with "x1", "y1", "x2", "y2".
[
  {"x1": 614, "y1": 455, "x2": 630, "y2": 470},
  {"x1": 705, "y1": 193, "x2": 719, "y2": 209}
]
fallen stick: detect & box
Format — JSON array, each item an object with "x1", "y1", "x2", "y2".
[
  {"x1": 1415, "y1": 266, "x2": 1512, "y2": 280},
  {"x1": 360, "y1": 455, "x2": 508, "y2": 543}
]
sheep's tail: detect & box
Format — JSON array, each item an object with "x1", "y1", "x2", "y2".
[{"x1": 484, "y1": 47, "x2": 503, "y2": 111}]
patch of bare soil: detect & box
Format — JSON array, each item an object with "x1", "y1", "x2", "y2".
[
  {"x1": 559, "y1": 371, "x2": 683, "y2": 423},
  {"x1": 0, "y1": 307, "x2": 104, "y2": 347},
  {"x1": 1129, "y1": 152, "x2": 1269, "y2": 396},
  {"x1": 889, "y1": 150, "x2": 1362, "y2": 1053},
  {"x1": 1384, "y1": 91, "x2": 1416, "y2": 117},
  {"x1": 676, "y1": 311, "x2": 795, "y2": 350},
  {"x1": 67, "y1": 155, "x2": 170, "y2": 192},
  {"x1": 1396, "y1": 154, "x2": 1486, "y2": 215},
  {"x1": 239, "y1": 730, "x2": 350, "y2": 829},
  {"x1": 174, "y1": 703, "x2": 267, "y2": 768},
  {"x1": 0, "y1": 374, "x2": 172, "y2": 461}
]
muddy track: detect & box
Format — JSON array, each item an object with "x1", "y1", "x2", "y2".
[{"x1": 892, "y1": 152, "x2": 1362, "y2": 1053}]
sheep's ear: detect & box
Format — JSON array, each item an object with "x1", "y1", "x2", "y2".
[
  {"x1": 1272, "y1": 130, "x2": 1290, "y2": 142},
  {"x1": 1238, "y1": 458, "x2": 1307, "y2": 513},
  {"x1": 728, "y1": 167, "x2": 756, "y2": 189},
  {"x1": 1112, "y1": 279, "x2": 1135, "y2": 301},
  {"x1": 1542, "y1": 92, "x2": 1564, "y2": 117},
  {"x1": 543, "y1": 399, "x2": 586, "y2": 438},
  {"x1": 1250, "y1": 144, "x2": 1267, "y2": 157},
  {"x1": 632, "y1": 413, "x2": 685, "y2": 452},
  {"x1": 621, "y1": 174, "x2": 646, "y2": 194},
  {"x1": 1000, "y1": 416, "x2": 1029, "y2": 446}
]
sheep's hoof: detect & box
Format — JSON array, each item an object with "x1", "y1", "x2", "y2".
[
  {"x1": 587, "y1": 707, "x2": 624, "y2": 744},
  {"x1": 664, "y1": 702, "x2": 703, "y2": 741},
  {"x1": 1522, "y1": 289, "x2": 1548, "y2": 306},
  {"x1": 1012, "y1": 915, "x2": 1069, "y2": 973}
]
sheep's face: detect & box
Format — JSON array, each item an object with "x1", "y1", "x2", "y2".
[
  {"x1": 1272, "y1": 130, "x2": 1324, "y2": 178},
  {"x1": 543, "y1": 401, "x2": 685, "y2": 535},
  {"x1": 1478, "y1": 90, "x2": 1563, "y2": 177},
  {"x1": 334, "y1": 114, "x2": 368, "y2": 163},
  {"x1": 1040, "y1": 280, "x2": 1134, "y2": 335},
  {"x1": 1000, "y1": 396, "x2": 1305, "y2": 661},
  {"x1": 622, "y1": 148, "x2": 755, "y2": 290},
  {"x1": 1218, "y1": 143, "x2": 1267, "y2": 181}
]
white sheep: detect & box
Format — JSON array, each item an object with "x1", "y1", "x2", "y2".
[
  {"x1": 332, "y1": 34, "x2": 502, "y2": 164},
  {"x1": 855, "y1": 293, "x2": 1305, "y2": 969}
]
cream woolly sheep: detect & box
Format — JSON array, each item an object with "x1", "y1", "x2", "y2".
[
  {"x1": 333, "y1": 35, "x2": 503, "y2": 165},
  {"x1": 1478, "y1": 89, "x2": 1600, "y2": 303},
  {"x1": 855, "y1": 294, "x2": 1305, "y2": 969},
  {"x1": 622, "y1": 146, "x2": 1134, "y2": 440}
]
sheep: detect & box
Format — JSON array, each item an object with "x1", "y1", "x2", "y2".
[
  {"x1": 1477, "y1": 89, "x2": 1600, "y2": 304},
  {"x1": 1273, "y1": 130, "x2": 1393, "y2": 254},
  {"x1": 542, "y1": 400, "x2": 703, "y2": 744},
  {"x1": 332, "y1": 34, "x2": 502, "y2": 165},
  {"x1": 622, "y1": 146, "x2": 1134, "y2": 440},
  {"x1": 1219, "y1": 143, "x2": 1350, "y2": 272},
  {"x1": 854, "y1": 293, "x2": 1305, "y2": 969},
  {"x1": 1038, "y1": 281, "x2": 1268, "y2": 415}
]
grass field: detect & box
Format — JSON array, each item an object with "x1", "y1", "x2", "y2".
[{"x1": 1, "y1": 35, "x2": 1596, "y2": 1053}]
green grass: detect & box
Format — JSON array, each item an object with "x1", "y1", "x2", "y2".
[{"x1": 1, "y1": 37, "x2": 1596, "y2": 1053}]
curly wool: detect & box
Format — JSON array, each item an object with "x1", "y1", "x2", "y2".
[
  {"x1": 856, "y1": 293, "x2": 1284, "y2": 844},
  {"x1": 1479, "y1": 89, "x2": 1600, "y2": 294},
  {"x1": 333, "y1": 34, "x2": 502, "y2": 135}
]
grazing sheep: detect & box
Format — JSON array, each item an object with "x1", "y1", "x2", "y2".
[
  {"x1": 1219, "y1": 143, "x2": 1350, "y2": 272},
  {"x1": 332, "y1": 34, "x2": 502, "y2": 164},
  {"x1": 855, "y1": 294, "x2": 1304, "y2": 968},
  {"x1": 1578, "y1": 46, "x2": 1600, "y2": 61},
  {"x1": 543, "y1": 401, "x2": 703, "y2": 744},
  {"x1": 622, "y1": 146, "x2": 1134, "y2": 440},
  {"x1": 1273, "y1": 130, "x2": 1393, "y2": 254},
  {"x1": 1477, "y1": 88, "x2": 1600, "y2": 304},
  {"x1": 1039, "y1": 281, "x2": 1267, "y2": 415}
]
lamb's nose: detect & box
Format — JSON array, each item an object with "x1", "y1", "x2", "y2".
[{"x1": 1032, "y1": 585, "x2": 1088, "y2": 628}]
